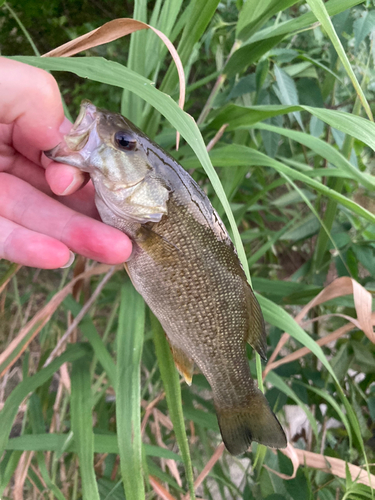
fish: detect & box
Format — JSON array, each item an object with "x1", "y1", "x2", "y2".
[{"x1": 45, "y1": 100, "x2": 287, "y2": 455}]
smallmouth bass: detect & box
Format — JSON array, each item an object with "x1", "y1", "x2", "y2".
[{"x1": 45, "y1": 101, "x2": 287, "y2": 455}]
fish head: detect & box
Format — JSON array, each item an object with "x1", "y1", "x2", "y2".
[{"x1": 45, "y1": 101, "x2": 170, "y2": 224}]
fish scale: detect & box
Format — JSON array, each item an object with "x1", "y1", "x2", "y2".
[{"x1": 45, "y1": 100, "x2": 287, "y2": 455}]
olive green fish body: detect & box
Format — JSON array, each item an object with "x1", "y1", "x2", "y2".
[{"x1": 45, "y1": 101, "x2": 287, "y2": 454}]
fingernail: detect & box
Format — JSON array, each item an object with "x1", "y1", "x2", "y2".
[
  {"x1": 60, "y1": 250, "x2": 75, "y2": 269},
  {"x1": 60, "y1": 172, "x2": 82, "y2": 196}
]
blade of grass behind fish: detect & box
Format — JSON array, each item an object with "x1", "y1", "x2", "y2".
[
  {"x1": 116, "y1": 282, "x2": 145, "y2": 500},
  {"x1": 151, "y1": 314, "x2": 195, "y2": 500},
  {"x1": 306, "y1": 0, "x2": 373, "y2": 121},
  {"x1": 71, "y1": 355, "x2": 100, "y2": 500}
]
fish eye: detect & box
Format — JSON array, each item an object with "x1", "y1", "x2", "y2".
[{"x1": 114, "y1": 131, "x2": 137, "y2": 151}]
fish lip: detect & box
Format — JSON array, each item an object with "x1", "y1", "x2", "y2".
[{"x1": 44, "y1": 100, "x2": 99, "y2": 169}]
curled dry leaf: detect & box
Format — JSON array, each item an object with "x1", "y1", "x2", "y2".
[
  {"x1": 42, "y1": 18, "x2": 186, "y2": 148},
  {"x1": 264, "y1": 443, "x2": 299, "y2": 480},
  {"x1": 266, "y1": 445, "x2": 375, "y2": 489}
]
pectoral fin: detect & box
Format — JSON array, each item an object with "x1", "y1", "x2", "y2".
[
  {"x1": 169, "y1": 344, "x2": 194, "y2": 385},
  {"x1": 244, "y1": 284, "x2": 267, "y2": 361}
]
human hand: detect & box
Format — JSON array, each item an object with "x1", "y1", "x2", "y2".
[{"x1": 0, "y1": 58, "x2": 132, "y2": 269}]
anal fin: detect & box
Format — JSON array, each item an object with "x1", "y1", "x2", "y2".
[{"x1": 169, "y1": 344, "x2": 194, "y2": 386}]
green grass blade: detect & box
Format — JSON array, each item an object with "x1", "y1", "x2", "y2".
[
  {"x1": 121, "y1": 0, "x2": 147, "y2": 125},
  {"x1": 252, "y1": 122, "x2": 375, "y2": 189},
  {"x1": 306, "y1": 0, "x2": 373, "y2": 121},
  {"x1": 248, "y1": 0, "x2": 364, "y2": 44},
  {"x1": 0, "y1": 451, "x2": 22, "y2": 496},
  {"x1": 151, "y1": 314, "x2": 195, "y2": 500},
  {"x1": 0, "y1": 344, "x2": 88, "y2": 465},
  {"x1": 116, "y1": 282, "x2": 145, "y2": 500},
  {"x1": 236, "y1": 0, "x2": 298, "y2": 41},
  {"x1": 209, "y1": 103, "x2": 375, "y2": 150},
  {"x1": 71, "y1": 355, "x2": 100, "y2": 500},
  {"x1": 204, "y1": 145, "x2": 375, "y2": 224}
]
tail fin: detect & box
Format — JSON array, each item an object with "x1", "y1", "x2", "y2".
[{"x1": 216, "y1": 389, "x2": 287, "y2": 455}]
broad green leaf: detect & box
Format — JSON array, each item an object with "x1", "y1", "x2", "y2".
[
  {"x1": 353, "y1": 10, "x2": 375, "y2": 51},
  {"x1": 152, "y1": 315, "x2": 195, "y2": 500},
  {"x1": 5, "y1": 434, "x2": 182, "y2": 462},
  {"x1": 273, "y1": 65, "x2": 303, "y2": 129},
  {"x1": 116, "y1": 283, "x2": 145, "y2": 500},
  {"x1": 71, "y1": 356, "x2": 100, "y2": 500}
]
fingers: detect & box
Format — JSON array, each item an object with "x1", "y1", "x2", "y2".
[
  {"x1": 0, "y1": 59, "x2": 89, "y2": 197},
  {"x1": 0, "y1": 216, "x2": 72, "y2": 269},
  {"x1": 0, "y1": 58, "x2": 66, "y2": 161},
  {"x1": 0, "y1": 173, "x2": 132, "y2": 266}
]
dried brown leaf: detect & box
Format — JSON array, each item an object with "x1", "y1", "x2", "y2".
[
  {"x1": 42, "y1": 18, "x2": 185, "y2": 147},
  {"x1": 274, "y1": 446, "x2": 375, "y2": 488}
]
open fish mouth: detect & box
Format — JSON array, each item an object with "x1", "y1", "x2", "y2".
[{"x1": 44, "y1": 100, "x2": 100, "y2": 168}]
